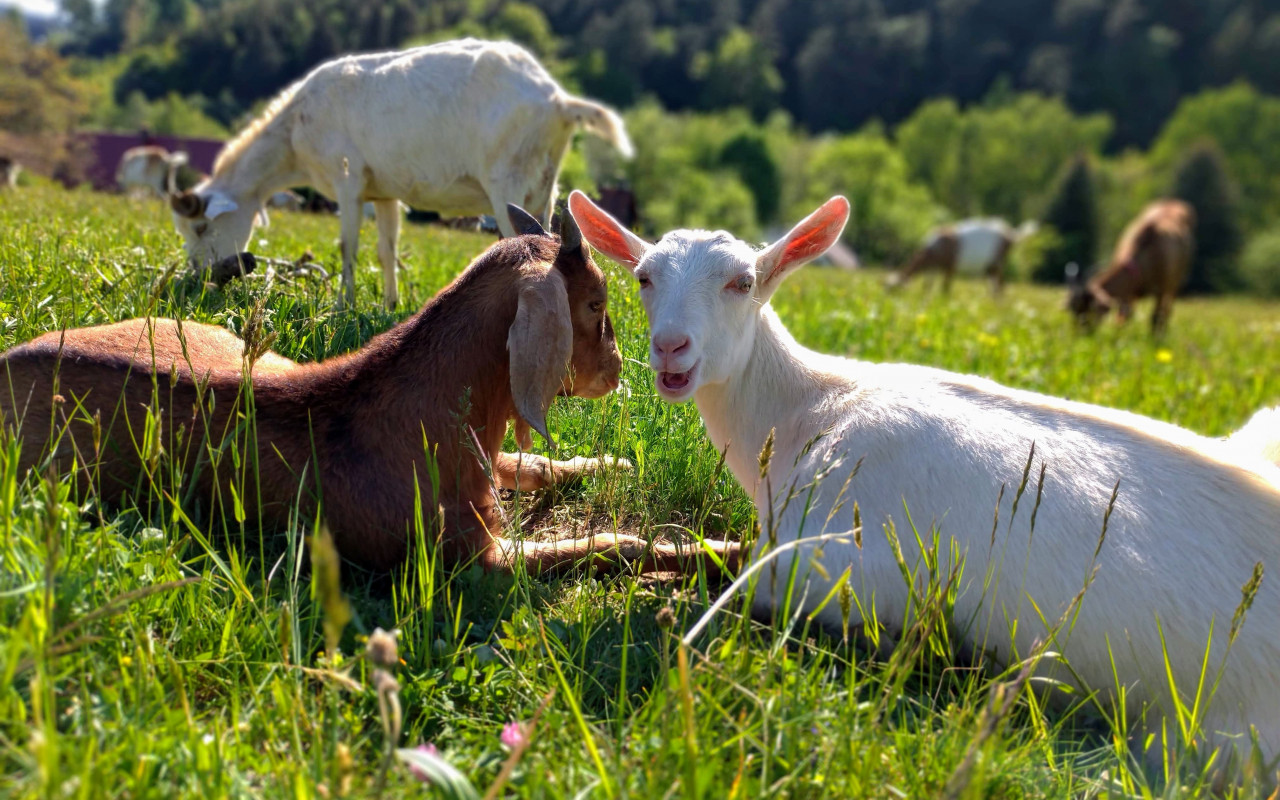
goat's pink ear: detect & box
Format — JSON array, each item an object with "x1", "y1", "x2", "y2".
[
  {"x1": 507, "y1": 269, "x2": 573, "y2": 447},
  {"x1": 756, "y1": 196, "x2": 850, "y2": 299},
  {"x1": 567, "y1": 189, "x2": 648, "y2": 269}
]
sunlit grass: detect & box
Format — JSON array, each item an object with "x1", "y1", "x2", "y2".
[{"x1": 1, "y1": 183, "x2": 1278, "y2": 798}]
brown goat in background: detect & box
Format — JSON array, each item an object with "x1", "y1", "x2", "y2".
[
  {"x1": 1067, "y1": 199, "x2": 1194, "y2": 334},
  {"x1": 0, "y1": 205, "x2": 731, "y2": 575}
]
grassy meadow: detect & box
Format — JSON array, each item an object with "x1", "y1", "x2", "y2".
[{"x1": 1, "y1": 183, "x2": 1279, "y2": 798}]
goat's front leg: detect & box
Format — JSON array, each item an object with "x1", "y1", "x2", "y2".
[
  {"x1": 493, "y1": 450, "x2": 631, "y2": 492},
  {"x1": 373, "y1": 199, "x2": 401, "y2": 310},
  {"x1": 484, "y1": 527, "x2": 740, "y2": 579},
  {"x1": 443, "y1": 496, "x2": 738, "y2": 579}
]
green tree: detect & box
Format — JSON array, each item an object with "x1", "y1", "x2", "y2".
[
  {"x1": 717, "y1": 131, "x2": 780, "y2": 224},
  {"x1": 691, "y1": 27, "x2": 783, "y2": 120},
  {"x1": 894, "y1": 93, "x2": 1111, "y2": 221},
  {"x1": 1239, "y1": 228, "x2": 1280, "y2": 298},
  {"x1": 0, "y1": 18, "x2": 84, "y2": 137},
  {"x1": 621, "y1": 102, "x2": 761, "y2": 239},
  {"x1": 1034, "y1": 155, "x2": 1098, "y2": 283},
  {"x1": 490, "y1": 2, "x2": 557, "y2": 60},
  {"x1": 1171, "y1": 142, "x2": 1243, "y2": 294},
  {"x1": 1147, "y1": 83, "x2": 1280, "y2": 233},
  {"x1": 792, "y1": 128, "x2": 942, "y2": 264}
]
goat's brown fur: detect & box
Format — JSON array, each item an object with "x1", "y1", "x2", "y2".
[
  {"x1": 0, "y1": 233, "x2": 733, "y2": 575},
  {"x1": 1068, "y1": 199, "x2": 1194, "y2": 334}
]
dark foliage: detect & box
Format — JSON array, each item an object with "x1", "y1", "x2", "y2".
[
  {"x1": 1172, "y1": 141, "x2": 1244, "y2": 293},
  {"x1": 717, "y1": 131, "x2": 780, "y2": 224},
  {"x1": 57, "y1": 0, "x2": 1280, "y2": 149},
  {"x1": 1034, "y1": 155, "x2": 1098, "y2": 283}
]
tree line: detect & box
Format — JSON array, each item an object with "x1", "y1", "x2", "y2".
[
  {"x1": 52, "y1": 0, "x2": 1280, "y2": 149},
  {"x1": 5, "y1": 1, "x2": 1280, "y2": 295}
]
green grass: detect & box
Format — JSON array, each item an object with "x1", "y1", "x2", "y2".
[{"x1": 1, "y1": 183, "x2": 1278, "y2": 798}]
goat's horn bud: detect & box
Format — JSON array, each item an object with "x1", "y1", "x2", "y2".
[
  {"x1": 506, "y1": 203, "x2": 547, "y2": 238},
  {"x1": 557, "y1": 199, "x2": 581, "y2": 253}
]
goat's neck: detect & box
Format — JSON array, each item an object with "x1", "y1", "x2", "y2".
[
  {"x1": 212, "y1": 115, "x2": 307, "y2": 203},
  {"x1": 342, "y1": 277, "x2": 517, "y2": 461},
  {"x1": 693, "y1": 306, "x2": 850, "y2": 501}
]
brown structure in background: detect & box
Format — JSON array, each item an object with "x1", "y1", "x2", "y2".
[{"x1": 75, "y1": 131, "x2": 223, "y2": 192}]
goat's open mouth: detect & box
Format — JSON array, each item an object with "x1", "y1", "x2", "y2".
[{"x1": 656, "y1": 362, "x2": 698, "y2": 400}]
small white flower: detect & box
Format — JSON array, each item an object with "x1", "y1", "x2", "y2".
[
  {"x1": 257, "y1": 238, "x2": 269, "y2": 248},
  {"x1": 202, "y1": 733, "x2": 215, "y2": 746}
]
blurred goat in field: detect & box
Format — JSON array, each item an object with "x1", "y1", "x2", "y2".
[
  {"x1": 1066, "y1": 199, "x2": 1194, "y2": 334},
  {"x1": 117, "y1": 146, "x2": 188, "y2": 197},
  {"x1": 888, "y1": 218, "x2": 1036, "y2": 294},
  {"x1": 0, "y1": 156, "x2": 19, "y2": 189}
]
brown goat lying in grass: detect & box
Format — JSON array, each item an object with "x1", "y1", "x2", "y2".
[
  {"x1": 0, "y1": 205, "x2": 733, "y2": 575},
  {"x1": 1067, "y1": 199, "x2": 1194, "y2": 334}
]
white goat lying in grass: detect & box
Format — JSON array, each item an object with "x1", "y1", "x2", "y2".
[
  {"x1": 569, "y1": 190, "x2": 1280, "y2": 781},
  {"x1": 170, "y1": 38, "x2": 633, "y2": 309}
]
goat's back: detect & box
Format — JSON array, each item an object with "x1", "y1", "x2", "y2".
[
  {"x1": 0, "y1": 319, "x2": 297, "y2": 477},
  {"x1": 764, "y1": 359, "x2": 1280, "y2": 755},
  {"x1": 1110, "y1": 199, "x2": 1194, "y2": 287},
  {"x1": 285, "y1": 39, "x2": 575, "y2": 209}
]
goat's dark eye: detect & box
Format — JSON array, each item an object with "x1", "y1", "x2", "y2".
[
  {"x1": 589, "y1": 300, "x2": 603, "y2": 313},
  {"x1": 637, "y1": 274, "x2": 651, "y2": 289},
  {"x1": 727, "y1": 274, "x2": 753, "y2": 294}
]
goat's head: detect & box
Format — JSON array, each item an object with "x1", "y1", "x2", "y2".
[
  {"x1": 1064, "y1": 261, "x2": 1111, "y2": 325},
  {"x1": 569, "y1": 190, "x2": 849, "y2": 402},
  {"x1": 506, "y1": 203, "x2": 622, "y2": 443},
  {"x1": 170, "y1": 182, "x2": 262, "y2": 271}
]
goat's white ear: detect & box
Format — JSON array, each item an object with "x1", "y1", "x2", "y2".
[
  {"x1": 567, "y1": 189, "x2": 648, "y2": 269},
  {"x1": 205, "y1": 192, "x2": 239, "y2": 220},
  {"x1": 508, "y1": 269, "x2": 573, "y2": 447},
  {"x1": 756, "y1": 196, "x2": 850, "y2": 299}
]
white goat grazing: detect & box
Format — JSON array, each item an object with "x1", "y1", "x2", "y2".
[
  {"x1": 169, "y1": 38, "x2": 633, "y2": 309},
  {"x1": 117, "y1": 146, "x2": 188, "y2": 197},
  {"x1": 568, "y1": 190, "x2": 1280, "y2": 777}
]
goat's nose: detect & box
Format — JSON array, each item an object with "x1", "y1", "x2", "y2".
[{"x1": 652, "y1": 332, "x2": 690, "y2": 358}]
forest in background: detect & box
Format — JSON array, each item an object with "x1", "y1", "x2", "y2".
[{"x1": 4, "y1": 0, "x2": 1280, "y2": 294}]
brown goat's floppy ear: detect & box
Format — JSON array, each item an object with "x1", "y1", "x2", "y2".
[
  {"x1": 567, "y1": 190, "x2": 648, "y2": 268},
  {"x1": 756, "y1": 196, "x2": 850, "y2": 300},
  {"x1": 170, "y1": 191, "x2": 204, "y2": 218},
  {"x1": 507, "y1": 203, "x2": 548, "y2": 237},
  {"x1": 508, "y1": 269, "x2": 573, "y2": 446}
]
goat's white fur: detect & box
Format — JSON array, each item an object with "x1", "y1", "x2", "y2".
[
  {"x1": 117, "y1": 146, "x2": 187, "y2": 197},
  {"x1": 569, "y1": 189, "x2": 1280, "y2": 774},
  {"x1": 937, "y1": 218, "x2": 1026, "y2": 275},
  {"x1": 173, "y1": 38, "x2": 632, "y2": 309}
]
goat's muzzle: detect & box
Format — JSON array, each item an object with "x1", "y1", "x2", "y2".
[{"x1": 206, "y1": 252, "x2": 257, "y2": 287}]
